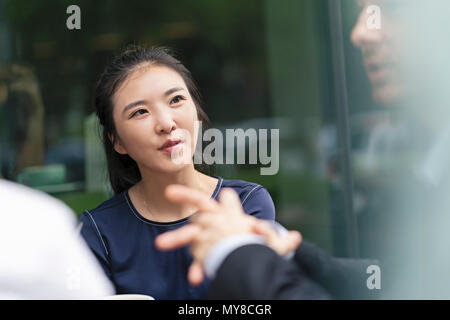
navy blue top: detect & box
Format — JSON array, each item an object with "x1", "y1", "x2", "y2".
[{"x1": 79, "y1": 176, "x2": 275, "y2": 300}]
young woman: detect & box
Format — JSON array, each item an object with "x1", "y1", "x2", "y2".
[{"x1": 79, "y1": 46, "x2": 275, "y2": 299}]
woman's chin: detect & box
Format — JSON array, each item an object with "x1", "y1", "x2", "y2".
[{"x1": 154, "y1": 159, "x2": 192, "y2": 174}]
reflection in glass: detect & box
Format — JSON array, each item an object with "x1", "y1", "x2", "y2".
[{"x1": 347, "y1": 0, "x2": 450, "y2": 298}]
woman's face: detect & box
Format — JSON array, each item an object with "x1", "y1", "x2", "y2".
[{"x1": 111, "y1": 64, "x2": 199, "y2": 173}]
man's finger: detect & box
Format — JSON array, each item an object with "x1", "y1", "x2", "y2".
[
  {"x1": 286, "y1": 231, "x2": 302, "y2": 251},
  {"x1": 190, "y1": 210, "x2": 228, "y2": 226},
  {"x1": 165, "y1": 185, "x2": 220, "y2": 213},
  {"x1": 154, "y1": 224, "x2": 201, "y2": 251},
  {"x1": 217, "y1": 188, "x2": 244, "y2": 214},
  {"x1": 252, "y1": 222, "x2": 303, "y2": 255},
  {"x1": 188, "y1": 261, "x2": 204, "y2": 286},
  {"x1": 252, "y1": 220, "x2": 278, "y2": 240},
  {"x1": 273, "y1": 231, "x2": 302, "y2": 255}
]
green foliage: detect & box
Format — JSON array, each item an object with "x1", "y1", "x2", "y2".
[{"x1": 55, "y1": 191, "x2": 109, "y2": 217}]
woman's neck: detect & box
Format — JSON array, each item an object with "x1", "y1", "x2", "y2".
[{"x1": 133, "y1": 165, "x2": 216, "y2": 222}]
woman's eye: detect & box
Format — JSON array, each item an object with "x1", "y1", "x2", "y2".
[
  {"x1": 131, "y1": 109, "x2": 148, "y2": 118},
  {"x1": 170, "y1": 95, "x2": 185, "y2": 105}
]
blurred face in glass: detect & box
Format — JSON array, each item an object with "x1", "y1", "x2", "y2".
[
  {"x1": 351, "y1": 0, "x2": 404, "y2": 106},
  {"x1": 111, "y1": 64, "x2": 199, "y2": 173}
]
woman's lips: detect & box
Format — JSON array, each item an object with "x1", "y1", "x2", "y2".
[{"x1": 159, "y1": 140, "x2": 183, "y2": 153}]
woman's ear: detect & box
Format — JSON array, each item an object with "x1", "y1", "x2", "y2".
[{"x1": 109, "y1": 133, "x2": 127, "y2": 155}]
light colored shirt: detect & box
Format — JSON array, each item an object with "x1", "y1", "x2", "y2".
[{"x1": 0, "y1": 179, "x2": 114, "y2": 299}]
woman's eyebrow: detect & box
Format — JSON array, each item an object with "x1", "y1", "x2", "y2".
[
  {"x1": 121, "y1": 87, "x2": 184, "y2": 114},
  {"x1": 122, "y1": 100, "x2": 148, "y2": 115},
  {"x1": 164, "y1": 87, "x2": 184, "y2": 96}
]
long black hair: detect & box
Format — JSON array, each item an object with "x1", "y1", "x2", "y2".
[{"x1": 94, "y1": 45, "x2": 211, "y2": 194}]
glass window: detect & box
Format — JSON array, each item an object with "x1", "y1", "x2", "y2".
[
  {"x1": 2, "y1": 0, "x2": 450, "y2": 299},
  {"x1": 0, "y1": 0, "x2": 355, "y2": 256}
]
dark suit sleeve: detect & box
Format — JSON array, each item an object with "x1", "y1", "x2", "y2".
[
  {"x1": 209, "y1": 244, "x2": 332, "y2": 300},
  {"x1": 294, "y1": 241, "x2": 381, "y2": 299}
]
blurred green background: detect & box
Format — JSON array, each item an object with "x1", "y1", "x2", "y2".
[{"x1": 0, "y1": 0, "x2": 369, "y2": 257}]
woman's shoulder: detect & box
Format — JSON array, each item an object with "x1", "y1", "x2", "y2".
[
  {"x1": 219, "y1": 177, "x2": 266, "y2": 202},
  {"x1": 81, "y1": 191, "x2": 129, "y2": 220}
]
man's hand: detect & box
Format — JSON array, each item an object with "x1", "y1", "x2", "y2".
[
  {"x1": 155, "y1": 185, "x2": 302, "y2": 286},
  {"x1": 251, "y1": 220, "x2": 302, "y2": 256}
]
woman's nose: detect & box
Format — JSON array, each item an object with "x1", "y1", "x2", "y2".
[{"x1": 154, "y1": 111, "x2": 177, "y2": 134}]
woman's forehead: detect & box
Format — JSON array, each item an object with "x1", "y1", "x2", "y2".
[
  {"x1": 114, "y1": 65, "x2": 186, "y2": 102},
  {"x1": 125, "y1": 64, "x2": 184, "y2": 89}
]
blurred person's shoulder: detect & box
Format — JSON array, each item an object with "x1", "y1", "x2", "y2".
[
  {"x1": 0, "y1": 178, "x2": 79, "y2": 254},
  {"x1": 0, "y1": 179, "x2": 75, "y2": 226},
  {"x1": 0, "y1": 179, "x2": 115, "y2": 299}
]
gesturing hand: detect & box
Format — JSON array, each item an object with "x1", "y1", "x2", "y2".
[{"x1": 155, "y1": 185, "x2": 302, "y2": 286}]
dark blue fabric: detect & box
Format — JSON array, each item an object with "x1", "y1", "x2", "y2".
[{"x1": 79, "y1": 176, "x2": 275, "y2": 300}]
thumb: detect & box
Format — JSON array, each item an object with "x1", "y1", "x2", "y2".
[{"x1": 284, "y1": 230, "x2": 303, "y2": 252}]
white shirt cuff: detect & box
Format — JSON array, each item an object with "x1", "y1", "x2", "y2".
[{"x1": 204, "y1": 221, "x2": 295, "y2": 279}]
